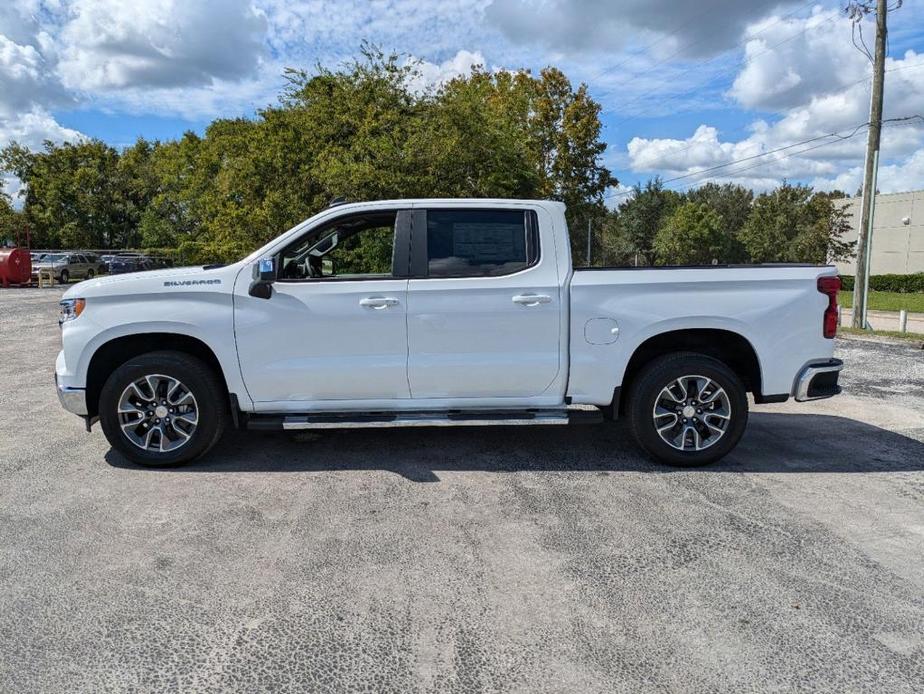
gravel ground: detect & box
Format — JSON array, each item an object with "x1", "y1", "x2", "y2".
[{"x1": 1, "y1": 287, "x2": 923, "y2": 693}]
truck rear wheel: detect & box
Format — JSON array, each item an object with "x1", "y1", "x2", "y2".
[
  {"x1": 627, "y1": 352, "x2": 748, "y2": 467},
  {"x1": 99, "y1": 351, "x2": 227, "y2": 467}
]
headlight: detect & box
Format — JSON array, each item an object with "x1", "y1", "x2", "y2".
[{"x1": 59, "y1": 298, "x2": 86, "y2": 324}]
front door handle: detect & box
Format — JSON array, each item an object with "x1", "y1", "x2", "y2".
[
  {"x1": 359, "y1": 296, "x2": 399, "y2": 309},
  {"x1": 512, "y1": 293, "x2": 552, "y2": 306}
]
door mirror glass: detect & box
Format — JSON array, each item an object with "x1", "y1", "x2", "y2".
[{"x1": 253, "y1": 257, "x2": 276, "y2": 282}]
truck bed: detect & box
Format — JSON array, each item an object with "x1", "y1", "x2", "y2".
[{"x1": 566, "y1": 264, "x2": 838, "y2": 406}]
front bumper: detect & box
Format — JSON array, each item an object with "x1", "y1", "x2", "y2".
[
  {"x1": 794, "y1": 358, "x2": 843, "y2": 402},
  {"x1": 55, "y1": 372, "x2": 88, "y2": 416}
]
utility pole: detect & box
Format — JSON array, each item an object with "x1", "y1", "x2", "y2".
[
  {"x1": 586, "y1": 218, "x2": 592, "y2": 266},
  {"x1": 851, "y1": 0, "x2": 889, "y2": 329}
]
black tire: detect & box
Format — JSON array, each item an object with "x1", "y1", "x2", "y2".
[
  {"x1": 59, "y1": 269, "x2": 69, "y2": 283},
  {"x1": 627, "y1": 352, "x2": 748, "y2": 467},
  {"x1": 99, "y1": 350, "x2": 227, "y2": 467},
  {"x1": 86, "y1": 269, "x2": 95, "y2": 279}
]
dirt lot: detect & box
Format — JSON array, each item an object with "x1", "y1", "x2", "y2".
[{"x1": 1, "y1": 287, "x2": 923, "y2": 693}]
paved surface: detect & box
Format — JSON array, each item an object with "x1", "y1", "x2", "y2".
[
  {"x1": 841, "y1": 307, "x2": 924, "y2": 334},
  {"x1": 1, "y1": 287, "x2": 923, "y2": 693}
]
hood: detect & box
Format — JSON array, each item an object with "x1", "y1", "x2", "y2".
[{"x1": 63, "y1": 264, "x2": 241, "y2": 300}]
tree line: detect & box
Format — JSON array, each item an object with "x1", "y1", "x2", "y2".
[
  {"x1": 0, "y1": 46, "x2": 854, "y2": 267},
  {"x1": 599, "y1": 179, "x2": 854, "y2": 267}
]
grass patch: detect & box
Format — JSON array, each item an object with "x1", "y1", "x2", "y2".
[
  {"x1": 838, "y1": 290, "x2": 924, "y2": 313},
  {"x1": 838, "y1": 326, "x2": 924, "y2": 342}
]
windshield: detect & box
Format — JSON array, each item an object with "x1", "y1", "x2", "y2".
[{"x1": 44, "y1": 254, "x2": 66, "y2": 262}]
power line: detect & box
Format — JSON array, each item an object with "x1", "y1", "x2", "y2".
[
  {"x1": 606, "y1": 124, "x2": 865, "y2": 199},
  {"x1": 656, "y1": 56, "x2": 924, "y2": 162},
  {"x1": 605, "y1": 115, "x2": 923, "y2": 200},
  {"x1": 680, "y1": 116, "x2": 921, "y2": 190},
  {"x1": 670, "y1": 128, "x2": 875, "y2": 192}
]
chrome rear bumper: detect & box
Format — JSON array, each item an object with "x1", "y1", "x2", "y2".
[{"x1": 794, "y1": 359, "x2": 843, "y2": 402}]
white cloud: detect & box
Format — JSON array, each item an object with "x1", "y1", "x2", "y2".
[
  {"x1": 0, "y1": 108, "x2": 82, "y2": 149},
  {"x1": 624, "y1": 6, "x2": 924, "y2": 195},
  {"x1": 407, "y1": 50, "x2": 488, "y2": 93},
  {"x1": 627, "y1": 112, "x2": 924, "y2": 194},
  {"x1": 0, "y1": 6, "x2": 82, "y2": 198},
  {"x1": 0, "y1": 0, "x2": 922, "y2": 201},
  {"x1": 485, "y1": 0, "x2": 794, "y2": 57},
  {"x1": 813, "y1": 148, "x2": 924, "y2": 194},
  {"x1": 56, "y1": 0, "x2": 267, "y2": 90},
  {"x1": 82, "y1": 63, "x2": 286, "y2": 120},
  {"x1": 729, "y1": 8, "x2": 868, "y2": 111}
]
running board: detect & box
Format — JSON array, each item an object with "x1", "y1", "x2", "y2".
[{"x1": 245, "y1": 408, "x2": 602, "y2": 431}]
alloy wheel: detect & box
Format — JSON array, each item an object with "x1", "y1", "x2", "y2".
[
  {"x1": 117, "y1": 374, "x2": 199, "y2": 452},
  {"x1": 652, "y1": 375, "x2": 731, "y2": 452}
]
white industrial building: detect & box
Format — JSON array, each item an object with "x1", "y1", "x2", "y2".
[{"x1": 835, "y1": 190, "x2": 923, "y2": 275}]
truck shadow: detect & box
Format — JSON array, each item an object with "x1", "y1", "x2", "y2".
[{"x1": 104, "y1": 412, "x2": 924, "y2": 481}]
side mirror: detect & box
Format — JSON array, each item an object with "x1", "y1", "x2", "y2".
[
  {"x1": 249, "y1": 257, "x2": 275, "y2": 299},
  {"x1": 253, "y1": 257, "x2": 276, "y2": 282}
]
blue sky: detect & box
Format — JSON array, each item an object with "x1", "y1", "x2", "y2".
[{"x1": 3, "y1": 1, "x2": 924, "y2": 203}]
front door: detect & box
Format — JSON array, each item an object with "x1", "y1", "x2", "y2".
[
  {"x1": 406, "y1": 207, "x2": 563, "y2": 399},
  {"x1": 234, "y1": 210, "x2": 411, "y2": 407}
]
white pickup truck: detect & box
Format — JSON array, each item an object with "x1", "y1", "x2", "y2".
[{"x1": 55, "y1": 199, "x2": 843, "y2": 467}]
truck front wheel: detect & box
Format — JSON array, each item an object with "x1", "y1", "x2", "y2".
[
  {"x1": 99, "y1": 351, "x2": 227, "y2": 467},
  {"x1": 627, "y1": 352, "x2": 748, "y2": 467}
]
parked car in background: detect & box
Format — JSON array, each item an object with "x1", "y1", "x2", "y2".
[
  {"x1": 104, "y1": 256, "x2": 143, "y2": 275},
  {"x1": 100, "y1": 254, "x2": 120, "y2": 272},
  {"x1": 54, "y1": 198, "x2": 843, "y2": 468},
  {"x1": 145, "y1": 256, "x2": 174, "y2": 270},
  {"x1": 32, "y1": 253, "x2": 98, "y2": 283},
  {"x1": 81, "y1": 253, "x2": 108, "y2": 275}
]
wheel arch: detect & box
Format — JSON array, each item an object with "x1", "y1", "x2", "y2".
[
  {"x1": 613, "y1": 328, "x2": 762, "y2": 417},
  {"x1": 85, "y1": 333, "x2": 228, "y2": 418}
]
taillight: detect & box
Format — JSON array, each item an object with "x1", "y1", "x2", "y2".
[{"x1": 817, "y1": 275, "x2": 841, "y2": 339}]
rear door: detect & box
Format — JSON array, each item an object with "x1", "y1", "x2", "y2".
[
  {"x1": 74, "y1": 254, "x2": 91, "y2": 277},
  {"x1": 405, "y1": 206, "x2": 563, "y2": 399}
]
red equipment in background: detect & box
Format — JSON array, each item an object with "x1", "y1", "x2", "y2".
[{"x1": 0, "y1": 247, "x2": 32, "y2": 287}]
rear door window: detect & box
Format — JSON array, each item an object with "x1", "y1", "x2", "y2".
[{"x1": 424, "y1": 210, "x2": 538, "y2": 278}]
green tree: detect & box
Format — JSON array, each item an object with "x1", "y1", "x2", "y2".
[
  {"x1": 741, "y1": 183, "x2": 855, "y2": 263},
  {"x1": 409, "y1": 68, "x2": 539, "y2": 199},
  {"x1": 0, "y1": 192, "x2": 22, "y2": 244},
  {"x1": 137, "y1": 133, "x2": 204, "y2": 249},
  {"x1": 529, "y1": 68, "x2": 617, "y2": 236},
  {"x1": 685, "y1": 182, "x2": 753, "y2": 262},
  {"x1": 788, "y1": 191, "x2": 856, "y2": 264},
  {"x1": 1, "y1": 139, "x2": 134, "y2": 249},
  {"x1": 1, "y1": 46, "x2": 618, "y2": 263},
  {"x1": 618, "y1": 179, "x2": 683, "y2": 265},
  {"x1": 594, "y1": 210, "x2": 631, "y2": 266},
  {"x1": 653, "y1": 202, "x2": 726, "y2": 265}
]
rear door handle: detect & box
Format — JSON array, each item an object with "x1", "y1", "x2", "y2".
[
  {"x1": 512, "y1": 293, "x2": 552, "y2": 306},
  {"x1": 359, "y1": 296, "x2": 399, "y2": 309}
]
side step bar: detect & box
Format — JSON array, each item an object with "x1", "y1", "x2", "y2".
[{"x1": 246, "y1": 408, "x2": 602, "y2": 431}]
